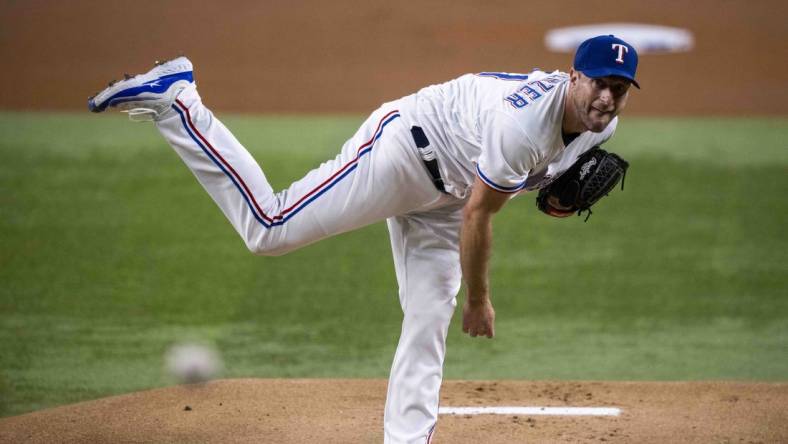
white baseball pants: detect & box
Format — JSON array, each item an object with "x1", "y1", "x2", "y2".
[{"x1": 155, "y1": 85, "x2": 465, "y2": 443}]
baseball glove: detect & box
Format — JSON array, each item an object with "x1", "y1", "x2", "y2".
[{"x1": 536, "y1": 147, "x2": 629, "y2": 221}]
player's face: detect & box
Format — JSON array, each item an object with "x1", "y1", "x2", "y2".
[{"x1": 570, "y1": 70, "x2": 631, "y2": 132}]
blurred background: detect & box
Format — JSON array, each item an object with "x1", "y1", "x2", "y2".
[
  {"x1": 1, "y1": 0, "x2": 787, "y2": 114},
  {"x1": 1, "y1": 0, "x2": 786, "y2": 419}
]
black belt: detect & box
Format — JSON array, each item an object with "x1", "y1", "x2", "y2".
[{"x1": 410, "y1": 126, "x2": 447, "y2": 193}]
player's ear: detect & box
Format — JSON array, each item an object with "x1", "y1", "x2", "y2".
[
  {"x1": 569, "y1": 68, "x2": 580, "y2": 83},
  {"x1": 568, "y1": 68, "x2": 578, "y2": 86}
]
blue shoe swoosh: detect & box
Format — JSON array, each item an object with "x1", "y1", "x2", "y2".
[{"x1": 91, "y1": 71, "x2": 193, "y2": 112}]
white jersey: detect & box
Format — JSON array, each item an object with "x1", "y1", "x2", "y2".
[{"x1": 399, "y1": 70, "x2": 617, "y2": 198}]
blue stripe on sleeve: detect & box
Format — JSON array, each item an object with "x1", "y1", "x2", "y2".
[
  {"x1": 476, "y1": 164, "x2": 526, "y2": 193},
  {"x1": 477, "y1": 72, "x2": 530, "y2": 81}
]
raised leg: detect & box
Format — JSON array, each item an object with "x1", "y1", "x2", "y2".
[{"x1": 155, "y1": 85, "x2": 444, "y2": 255}]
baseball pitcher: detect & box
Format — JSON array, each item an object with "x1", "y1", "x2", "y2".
[{"x1": 89, "y1": 35, "x2": 637, "y2": 443}]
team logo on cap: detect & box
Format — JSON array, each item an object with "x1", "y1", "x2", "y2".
[{"x1": 611, "y1": 43, "x2": 629, "y2": 64}]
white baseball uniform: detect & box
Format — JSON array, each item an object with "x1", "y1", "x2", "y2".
[{"x1": 154, "y1": 69, "x2": 616, "y2": 444}]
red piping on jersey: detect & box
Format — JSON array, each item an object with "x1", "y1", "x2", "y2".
[{"x1": 174, "y1": 99, "x2": 398, "y2": 223}]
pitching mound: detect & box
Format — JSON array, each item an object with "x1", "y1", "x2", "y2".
[{"x1": 1, "y1": 379, "x2": 786, "y2": 443}]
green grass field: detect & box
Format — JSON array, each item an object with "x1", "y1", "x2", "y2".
[{"x1": 1, "y1": 112, "x2": 786, "y2": 417}]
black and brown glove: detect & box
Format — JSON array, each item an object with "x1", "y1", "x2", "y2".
[{"x1": 536, "y1": 147, "x2": 629, "y2": 221}]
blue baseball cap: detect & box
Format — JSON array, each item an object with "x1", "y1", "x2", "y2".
[{"x1": 574, "y1": 35, "x2": 640, "y2": 88}]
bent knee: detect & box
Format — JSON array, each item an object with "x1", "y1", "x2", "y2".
[
  {"x1": 245, "y1": 239, "x2": 290, "y2": 257},
  {"x1": 405, "y1": 299, "x2": 457, "y2": 324}
]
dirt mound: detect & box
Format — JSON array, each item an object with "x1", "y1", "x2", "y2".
[{"x1": 1, "y1": 379, "x2": 785, "y2": 443}]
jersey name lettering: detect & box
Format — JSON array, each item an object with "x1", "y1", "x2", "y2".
[{"x1": 504, "y1": 74, "x2": 565, "y2": 109}]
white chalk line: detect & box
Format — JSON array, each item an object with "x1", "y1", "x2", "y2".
[{"x1": 439, "y1": 406, "x2": 621, "y2": 416}]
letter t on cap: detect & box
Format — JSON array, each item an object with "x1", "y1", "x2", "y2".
[{"x1": 611, "y1": 43, "x2": 629, "y2": 64}]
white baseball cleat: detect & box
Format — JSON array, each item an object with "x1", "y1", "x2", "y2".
[{"x1": 88, "y1": 56, "x2": 194, "y2": 121}]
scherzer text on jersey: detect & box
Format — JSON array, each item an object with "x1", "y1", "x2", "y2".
[{"x1": 504, "y1": 73, "x2": 567, "y2": 109}]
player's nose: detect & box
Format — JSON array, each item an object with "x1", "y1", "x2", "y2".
[
  {"x1": 596, "y1": 89, "x2": 615, "y2": 111},
  {"x1": 598, "y1": 88, "x2": 613, "y2": 105}
]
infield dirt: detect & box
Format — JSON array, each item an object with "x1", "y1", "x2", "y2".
[{"x1": 1, "y1": 379, "x2": 786, "y2": 443}]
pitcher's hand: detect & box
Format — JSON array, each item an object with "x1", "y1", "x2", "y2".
[{"x1": 462, "y1": 298, "x2": 495, "y2": 338}]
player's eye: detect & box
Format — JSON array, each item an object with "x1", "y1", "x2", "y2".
[{"x1": 611, "y1": 83, "x2": 628, "y2": 96}]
